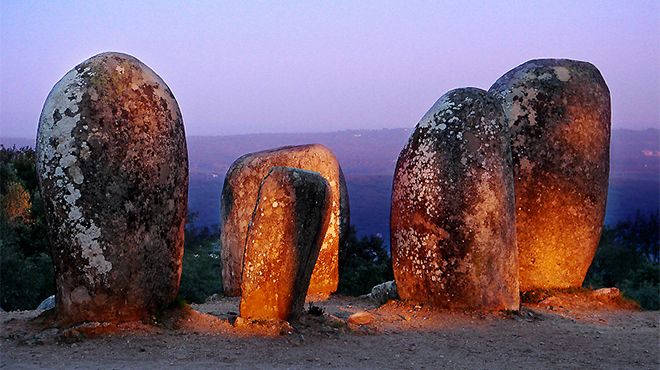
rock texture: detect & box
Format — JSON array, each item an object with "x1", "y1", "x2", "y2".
[
  {"x1": 489, "y1": 59, "x2": 610, "y2": 291},
  {"x1": 391, "y1": 88, "x2": 518, "y2": 310},
  {"x1": 347, "y1": 311, "x2": 375, "y2": 326},
  {"x1": 368, "y1": 281, "x2": 398, "y2": 305},
  {"x1": 36, "y1": 52, "x2": 188, "y2": 324},
  {"x1": 221, "y1": 144, "x2": 349, "y2": 297},
  {"x1": 239, "y1": 167, "x2": 331, "y2": 321},
  {"x1": 37, "y1": 295, "x2": 56, "y2": 311}
]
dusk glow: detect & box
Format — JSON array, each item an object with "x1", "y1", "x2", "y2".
[
  {"x1": 1, "y1": 2, "x2": 658, "y2": 366},
  {"x1": 1, "y1": 1, "x2": 658, "y2": 137}
]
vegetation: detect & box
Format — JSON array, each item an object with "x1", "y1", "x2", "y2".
[
  {"x1": 338, "y1": 226, "x2": 393, "y2": 296},
  {"x1": 585, "y1": 211, "x2": 659, "y2": 310},
  {"x1": 0, "y1": 146, "x2": 55, "y2": 311},
  {"x1": 178, "y1": 213, "x2": 221, "y2": 304},
  {"x1": 0, "y1": 145, "x2": 657, "y2": 311}
]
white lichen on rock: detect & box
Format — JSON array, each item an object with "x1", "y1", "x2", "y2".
[
  {"x1": 37, "y1": 67, "x2": 112, "y2": 284},
  {"x1": 391, "y1": 88, "x2": 518, "y2": 309}
]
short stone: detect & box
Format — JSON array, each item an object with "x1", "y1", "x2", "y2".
[
  {"x1": 36, "y1": 52, "x2": 188, "y2": 324},
  {"x1": 368, "y1": 281, "x2": 398, "y2": 305},
  {"x1": 592, "y1": 287, "x2": 621, "y2": 298},
  {"x1": 489, "y1": 59, "x2": 610, "y2": 291},
  {"x1": 37, "y1": 295, "x2": 55, "y2": 311},
  {"x1": 391, "y1": 88, "x2": 519, "y2": 310},
  {"x1": 221, "y1": 144, "x2": 349, "y2": 297},
  {"x1": 348, "y1": 311, "x2": 375, "y2": 325},
  {"x1": 239, "y1": 167, "x2": 331, "y2": 321}
]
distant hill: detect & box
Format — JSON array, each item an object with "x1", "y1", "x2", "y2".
[
  {"x1": 185, "y1": 129, "x2": 410, "y2": 240},
  {"x1": 3, "y1": 128, "x2": 658, "y2": 244}
]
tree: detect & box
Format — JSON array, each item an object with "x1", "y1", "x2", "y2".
[
  {"x1": 0, "y1": 146, "x2": 54, "y2": 311},
  {"x1": 338, "y1": 225, "x2": 393, "y2": 296},
  {"x1": 177, "y1": 212, "x2": 222, "y2": 303},
  {"x1": 585, "y1": 210, "x2": 660, "y2": 310}
]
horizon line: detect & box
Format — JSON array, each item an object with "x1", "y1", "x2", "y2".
[{"x1": 1, "y1": 126, "x2": 658, "y2": 141}]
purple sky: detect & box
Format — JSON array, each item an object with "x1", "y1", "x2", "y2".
[{"x1": 1, "y1": 1, "x2": 658, "y2": 137}]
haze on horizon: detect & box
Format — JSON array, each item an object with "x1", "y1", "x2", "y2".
[{"x1": 1, "y1": 0, "x2": 658, "y2": 138}]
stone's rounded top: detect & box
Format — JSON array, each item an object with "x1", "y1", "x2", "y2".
[
  {"x1": 267, "y1": 165, "x2": 325, "y2": 178},
  {"x1": 489, "y1": 58, "x2": 609, "y2": 95},
  {"x1": 38, "y1": 50, "x2": 180, "y2": 129},
  {"x1": 81, "y1": 51, "x2": 144, "y2": 66},
  {"x1": 37, "y1": 50, "x2": 185, "y2": 171},
  {"x1": 415, "y1": 87, "x2": 504, "y2": 133},
  {"x1": 228, "y1": 144, "x2": 336, "y2": 176},
  {"x1": 264, "y1": 166, "x2": 327, "y2": 186},
  {"x1": 76, "y1": 50, "x2": 178, "y2": 99},
  {"x1": 74, "y1": 51, "x2": 161, "y2": 77}
]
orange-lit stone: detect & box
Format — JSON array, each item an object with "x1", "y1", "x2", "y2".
[
  {"x1": 489, "y1": 59, "x2": 610, "y2": 291},
  {"x1": 36, "y1": 52, "x2": 188, "y2": 324},
  {"x1": 221, "y1": 144, "x2": 349, "y2": 297},
  {"x1": 239, "y1": 167, "x2": 331, "y2": 321},
  {"x1": 391, "y1": 88, "x2": 519, "y2": 310}
]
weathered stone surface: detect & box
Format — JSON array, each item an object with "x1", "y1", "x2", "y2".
[
  {"x1": 36, "y1": 52, "x2": 188, "y2": 324},
  {"x1": 592, "y1": 287, "x2": 620, "y2": 298},
  {"x1": 239, "y1": 167, "x2": 331, "y2": 321},
  {"x1": 368, "y1": 280, "x2": 398, "y2": 305},
  {"x1": 221, "y1": 144, "x2": 349, "y2": 297},
  {"x1": 489, "y1": 59, "x2": 610, "y2": 291},
  {"x1": 391, "y1": 88, "x2": 519, "y2": 310},
  {"x1": 37, "y1": 295, "x2": 56, "y2": 311},
  {"x1": 347, "y1": 311, "x2": 374, "y2": 325}
]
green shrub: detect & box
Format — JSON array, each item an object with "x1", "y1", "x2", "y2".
[
  {"x1": 0, "y1": 146, "x2": 55, "y2": 311},
  {"x1": 338, "y1": 226, "x2": 393, "y2": 296},
  {"x1": 585, "y1": 211, "x2": 659, "y2": 310},
  {"x1": 178, "y1": 218, "x2": 222, "y2": 303}
]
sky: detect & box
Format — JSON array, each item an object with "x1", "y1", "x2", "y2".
[{"x1": 1, "y1": 1, "x2": 658, "y2": 137}]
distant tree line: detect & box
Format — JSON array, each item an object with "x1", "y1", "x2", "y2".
[{"x1": 0, "y1": 145, "x2": 657, "y2": 310}]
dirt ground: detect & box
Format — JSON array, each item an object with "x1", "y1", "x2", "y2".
[{"x1": 1, "y1": 291, "x2": 658, "y2": 369}]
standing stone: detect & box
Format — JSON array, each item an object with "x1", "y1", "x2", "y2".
[
  {"x1": 489, "y1": 59, "x2": 610, "y2": 291},
  {"x1": 391, "y1": 88, "x2": 518, "y2": 310},
  {"x1": 221, "y1": 144, "x2": 349, "y2": 297},
  {"x1": 239, "y1": 167, "x2": 331, "y2": 321},
  {"x1": 36, "y1": 52, "x2": 188, "y2": 324}
]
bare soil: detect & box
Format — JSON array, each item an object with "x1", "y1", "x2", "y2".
[{"x1": 1, "y1": 291, "x2": 658, "y2": 369}]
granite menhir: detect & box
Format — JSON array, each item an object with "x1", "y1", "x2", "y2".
[
  {"x1": 391, "y1": 88, "x2": 519, "y2": 310},
  {"x1": 239, "y1": 167, "x2": 331, "y2": 321},
  {"x1": 36, "y1": 52, "x2": 188, "y2": 324},
  {"x1": 489, "y1": 59, "x2": 610, "y2": 291},
  {"x1": 220, "y1": 144, "x2": 349, "y2": 297}
]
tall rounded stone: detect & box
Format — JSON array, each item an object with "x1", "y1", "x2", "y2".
[
  {"x1": 489, "y1": 59, "x2": 610, "y2": 291},
  {"x1": 36, "y1": 52, "x2": 188, "y2": 324},
  {"x1": 240, "y1": 167, "x2": 331, "y2": 321},
  {"x1": 390, "y1": 88, "x2": 518, "y2": 310},
  {"x1": 220, "y1": 144, "x2": 349, "y2": 297}
]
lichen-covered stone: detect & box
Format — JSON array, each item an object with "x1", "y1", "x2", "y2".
[
  {"x1": 36, "y1": 52, "x2": 188, "y2": 324},
  {"x1": 489, "y1": 59, "x2": 610, "y2": 291},
  {"x1": 239, "y1": 167, "x2": 331, "y2": 321},
  {"x1": 368, "y1": 280, "x2": 398, "y2": 305},
  {"x1": 37, "y1": 295, "x2": 56, "y2": 311},
  {"x1": 391, "y1": 88, "x2": 518, "y2": 310},
  {"x1": 220, "y1": 144, "x2": 349, "y2": 297}
]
